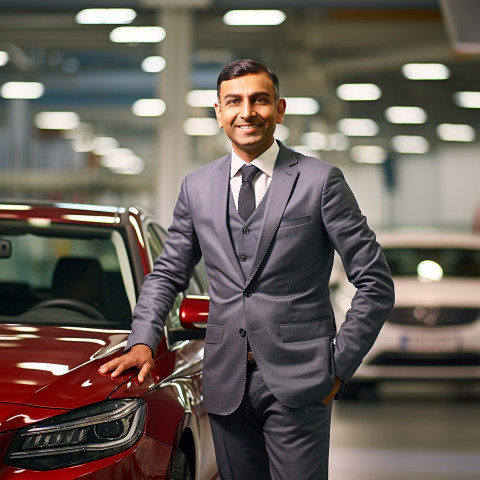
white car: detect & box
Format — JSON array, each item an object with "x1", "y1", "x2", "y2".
[{"x1": 331, "y1": 229, "x2": 480, "y2": 397}]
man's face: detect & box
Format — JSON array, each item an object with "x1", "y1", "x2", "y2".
[{"x1": 215, "y1": 72, "x2": 286, "y2": 162}]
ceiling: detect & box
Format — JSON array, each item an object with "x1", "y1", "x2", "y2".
[{"x1": 1, "y1": 0, "x2": 480, "y2": 169}]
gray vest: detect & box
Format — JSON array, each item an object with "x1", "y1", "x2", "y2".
[{"x1": 227, "y1": 188, "x2": 269, "y2": 280}]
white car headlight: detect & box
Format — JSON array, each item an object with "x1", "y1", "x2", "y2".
[{"x1": 6, "y1": 398, "x2": 146, "y2": 470}]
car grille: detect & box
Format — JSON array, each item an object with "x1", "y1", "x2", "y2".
[
  {"x1": 387, "y1": 307, "x2": 479, "y2": 327},
  {"x1": 370, "y1": 352, "x2": 480, "y2": 367}
]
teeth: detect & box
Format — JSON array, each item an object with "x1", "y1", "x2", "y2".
[{"x1": 239, "y1": 125, "x2": 260, "y2": 129}]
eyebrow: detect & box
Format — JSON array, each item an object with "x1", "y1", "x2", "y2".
[{"x1": 222, "y1": 90, "x2": 273, "y2": 101}]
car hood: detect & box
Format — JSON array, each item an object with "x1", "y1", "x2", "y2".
[
  {"x1": 0, "y1": 323, "x2": 133, "y2": 432},
  {"x1": 392, "y1": 277, "x2": 480, "y2": 308}
]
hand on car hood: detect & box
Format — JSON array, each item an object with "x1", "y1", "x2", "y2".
[{"x1": 0, "y1": 323, "x2": 133, "y2": 430}]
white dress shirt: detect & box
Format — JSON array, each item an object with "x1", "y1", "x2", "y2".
[{"x1": 230, "y1": 140, "x2": 279, "y2": 210}]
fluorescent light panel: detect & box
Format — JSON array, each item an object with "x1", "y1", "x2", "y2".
[
  {"x1": 183, "y1": 118, "x2": 219, "y2": 136},
  {"x1": 132, "y1": 99, "x2": 166, "y2": 117},
  {"x1": 336, "y1": 83, "x2": 381, "y2": 101},
  {"x1": 34, "y1": 111, "x2": 80, "y2": 130},
  {"x1": 454, "y1": 91, "x2": 480, "y2": 108},
  {"x1": 385, "y1": 106, "x2": 427, "y2": 124},
  {"x1": 76, "y1": 8, "x2": 136, "y2": 25},
  {"x1": 223, "y1": 10, "x2": 286, "y2": 26},
  {"x1": 391, "y1": 135, "x2": 429, "y2": 154},
  {"x1": 0, "y1": 51, "x2": 9, "y2": 66},
  {"x1": 142, "y1": 56, "x2": 166, "y2": 73},
  {"x1": 110, "y1": 26, "x2": 166, "y2": 44},
  {"x1": 285, "y1": 97, "x2": 319, "y2": 115},
  {"x1": 350, "y1": 145, "x2": 387, "y2": 164},
  {"x1": 186, "y1": 90, "x2": 217, "y2": 107},
  {"x1": 338, "y1": 118, "x2": 378, "y2": 137},
  {"x1": 436, "y1": 123, "x2": 475, "y2": 142},
  {"x1": 300, "y1": 132, "x2": 349, "y2": 151},
  {"x1": 402, "y1": 63, "x2": 450, "y2": 80},
  {"x1": 1, "y1": 81, "x2": 44, "y2": 99}
]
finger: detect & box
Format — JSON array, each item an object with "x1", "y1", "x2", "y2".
[
  {"x1": 137, "y1": 362, "x2": 152, "y2": 383},
  {"x1": 98, "y1": 359, "x2": 120, "y2": 374}
]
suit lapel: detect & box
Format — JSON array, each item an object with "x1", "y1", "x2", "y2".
[
  {"x1": 246, "y1": 142, "x2": 299, "y2": 286},
  {"x1": 211, "y1": 154, "x2": 246, "y2": 283}
]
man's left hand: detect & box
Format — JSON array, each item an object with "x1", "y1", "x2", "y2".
[{"x1": 321, "y1": 376, "x2": 342, "y2": 406}]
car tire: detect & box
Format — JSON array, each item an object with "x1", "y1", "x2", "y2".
[{"x1": 170, "y1": 448, "x2": 192, "y2": 480}]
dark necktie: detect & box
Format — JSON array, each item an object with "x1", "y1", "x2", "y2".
[{"x1": 238, "y1": 164, "x2": 260, "y2": 221}]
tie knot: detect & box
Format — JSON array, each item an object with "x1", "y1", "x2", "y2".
[{"x1": 241, "y1": 164, "x2": 260, "y2": 183}]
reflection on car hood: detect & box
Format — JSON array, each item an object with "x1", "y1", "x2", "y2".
[
  {"x1": 0, "y1": 323, "x2": 131, "y2": 430},
  {"x1": 393, "y1": 277, "x2": 480, "y2": 308}
]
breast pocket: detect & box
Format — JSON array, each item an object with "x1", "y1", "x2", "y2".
[{"x1": 279, "y1": 215, "x2": 311, "y2": 229}]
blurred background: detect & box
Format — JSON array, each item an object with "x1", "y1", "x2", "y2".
[
  {"x1": 0, "y1": 0, "x2": 479, "y2": 229},
  {"x1": 1, "y1": 1, "x2": 479, "y2": 479}
]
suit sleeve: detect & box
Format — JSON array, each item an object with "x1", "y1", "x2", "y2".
[
  {"x1": 321, "y1": 166, "x2": 395, "y2": 382},
  {"x1": 126, "y1": 176, "x2": 202, "y2": 353}
]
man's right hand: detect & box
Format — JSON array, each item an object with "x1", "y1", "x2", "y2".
[{"x1": 98, "y1": 344, "x2": 154, "y2": 384}]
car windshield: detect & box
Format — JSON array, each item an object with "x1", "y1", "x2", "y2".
[
  {"x1": 0, "y1": 222, "x2": 134, "y2": 328},
  {"x1": 384, "y1": 247, "x2": 480, "y2": 278}
]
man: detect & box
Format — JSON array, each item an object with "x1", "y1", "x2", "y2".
[{"x1": 100, "y1": 59, "x2": 395, "y2": 479}]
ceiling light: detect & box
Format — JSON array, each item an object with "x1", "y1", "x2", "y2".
[
  {"x1": 284, "y1": 97, "x2": 319, "y2": 115},
  {"x1": 401, "y1": 63, "x2": 450, "y2": 80},
  {"x1": 299, "y1": 132, "x2": 350, "y2": 151},
  {"x1": 223, "y1": 10, "x2": 286, "y2": 26},
  {"x1": 183, "y1": 118, "x2": 219, "y2": 136},
  {"x1": 132, "y1": 98, "x2": 166, "y2": 117},
  {"x1": 101, "y1": 154, "x2": 145, "y2": 175},
  {"x1": 454, "y1": 91, "x2": 480, "y2": 108},
  {"x1": 385, "y1": 106, "x2": 427, "y2": 124},
  {"x1": 337, "y1": 118, "x2": 379, "y2": 137},
  {"x1": 391, "y1": 135, "x2": 429, "y2": 154},
  {"x1": 300, "y1": 132, "x2": 329, "y2": 150},
  {"x1": 436, "y1": 123, "x2": 475, "y2": 142},
  {"x1": 336, "y1": 83, "x2": 381, "y2": 101},
  {"x1": 186, "y1": 90, "x2": 217, "y2": 108},
  {"x1": 141, "y1": 56, "x2": 166, "y2": 73},
  {"x1": 1, "y1": 81, "x2": 44, "y2": 99},
  {"x1": 350, "y1": 145, "x2": 387, "y2": 164},
  {"x1": 76, "y1": 8, "x2": 137, "y2": 25},
  {"x1": 0, "y1": 51, "x2": 9, "y2": 66},
  {"x1": 34, "y1": 112, "x2": 80, "y2": 130},
  {"x1": 93, "y1": 137, "x2": 119, "y2": 155},
  {"x1": 110, "y1": 26, "x2": 166, "y2": 44}
]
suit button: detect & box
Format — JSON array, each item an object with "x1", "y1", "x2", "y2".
[
  {"x1": 243, "y1": 227, "x2": 250, "y2": 234},
  {"x1": 240, "y1": 255, "x2": 247, "y2": 262},
  {"x1": 239, "y1": 328, "x2": 246, "y2": 337},
  {"x1": 244, "y1": 289, "x2": 252, "y2": 297}
]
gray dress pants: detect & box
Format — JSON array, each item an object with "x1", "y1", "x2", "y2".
[{"x1": 209, "y1": 365, "x2": 333, "y2": 480}]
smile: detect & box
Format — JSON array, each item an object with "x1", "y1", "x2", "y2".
[{"x1": 238, "y1": 125, "x2": 261, "y2": 130}]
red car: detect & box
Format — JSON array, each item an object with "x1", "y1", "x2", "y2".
[{"x1": 0, "y1": 202, "x2": 217, "y2": 479}]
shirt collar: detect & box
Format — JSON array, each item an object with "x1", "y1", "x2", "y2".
[{"x1": 230, "y1": 139, "x2": 279, "y2": 179}]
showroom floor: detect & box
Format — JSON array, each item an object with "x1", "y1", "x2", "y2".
[{"x1": 329, "y1": 382, "x2": 480, "y2": 480}]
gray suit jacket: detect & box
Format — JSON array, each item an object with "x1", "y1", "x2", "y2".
[{"x1": 127, "y1": 141, "x2": 395, "y2": 415}]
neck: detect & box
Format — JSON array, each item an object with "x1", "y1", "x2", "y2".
[{"x1": 233, "y1": 139, "x2": 275, "y2": 163}]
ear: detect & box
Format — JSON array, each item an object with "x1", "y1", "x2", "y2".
[
  {"x1": 276, "y1": 98, "x2": 286, "y2": 124},
  {"x1": 214, "y1": 103, "x2": 224, "y2": 129}
]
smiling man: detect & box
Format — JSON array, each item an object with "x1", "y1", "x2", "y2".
[{"x1": 100, "y1": 59, "x2": 394, "y2": 479}]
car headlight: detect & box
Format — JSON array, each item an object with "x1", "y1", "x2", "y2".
[{"x1": 6, "y1": 398, "x2": 146, "y2": 471}]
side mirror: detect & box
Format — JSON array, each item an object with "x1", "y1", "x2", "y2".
[
  {"x1": 169, "y1": 296, "x2": 209, "y2": 343},
  {"x1": 179, "y1": 296, "x2": 209, "y2": 330}
]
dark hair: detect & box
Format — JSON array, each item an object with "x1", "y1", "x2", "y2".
[{"x1": 216, "y1": 59, "x2": 280, "y2": 101}]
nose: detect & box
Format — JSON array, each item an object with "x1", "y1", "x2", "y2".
[{"x1": 241, "y1": 100, "x2": 255, "y2": 118}]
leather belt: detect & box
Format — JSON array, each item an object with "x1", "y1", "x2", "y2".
[{"x1": 247, "y1": 351, "x2": 256, "y2": 364}]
